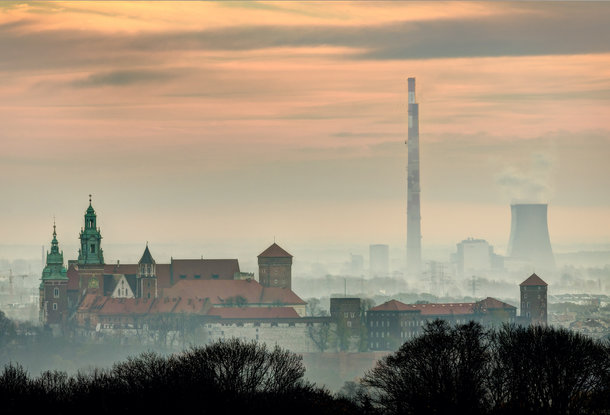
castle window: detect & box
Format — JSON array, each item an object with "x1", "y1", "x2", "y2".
[
  {"x1": 347, "y1": 321, "x2": 352, "y2": 328},
  {"x1": 54, "y1": 288, "x2": 59, "y2": 298},
  {"x1": 52, "y1": 303, "x2": 57, "y2": 311},
  {"x1": 180, "y1": 274, "x2": 186, "y2": 279},
  {"x1": 194, "y1": 275, "x2": 201, "y2": 279},
  {"x1": 90, "y1": 244, "x2": 95, "y2": 253},
  {"x1": 212, "y1": 274, "x2": 219, "y2": 279},
  {"x1": 147, "y1": 293, "x2": 151, "y2": 299}
]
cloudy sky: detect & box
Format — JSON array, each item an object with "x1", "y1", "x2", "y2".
[{"x1": 1, "y1": 2, "x2": 609, "y2": 264}]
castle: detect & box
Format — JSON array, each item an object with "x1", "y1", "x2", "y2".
[{"x1": 39, "y1": 198, "x2": 310, "y2": 339}]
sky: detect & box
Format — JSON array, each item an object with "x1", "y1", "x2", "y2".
[{"x1": 1, "y1": 1, "x2": 609, "y2": 267}]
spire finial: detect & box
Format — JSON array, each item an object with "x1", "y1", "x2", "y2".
[
  {"x1": 53, "y1": 215, "x2": 56, "y2": 237},
  {"x1": 89, "y1": 194, "x2": 92, "y2": 205}
]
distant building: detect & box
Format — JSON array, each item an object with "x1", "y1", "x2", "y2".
[
  {"x1": 39, "y1": 222, "x2": 69, "y2": 332},
  {"x1": 330, "y1": 297, "x2": 362, "y2": 333},
  {"x1": 452, "y1": 238, "x2": 501, "y2": 277},
  {"x1": 520, "y1": 273, "x2": 548, "y2": 325},
  {"x1": 367, "y1": 297, "x2": 517, "y2": 351},
  {"x1": 370, "y1": 244, "x2": 389, "y2": 277},
  {"x1": 41, "y1": 198, "x2": 310, "y2": 336},
  {"x1": 258, "y1": 243, "x2": 293, "y2": 290}
]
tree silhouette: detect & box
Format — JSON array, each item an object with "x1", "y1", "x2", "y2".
[
  {"x1": 363, "y1": 320, "x2": 490, "y2": 415},
  {"x1": 489, "y1": 324, "x2": 610, "y2": 414},
  {"x1": 362, "y1": 321, "x2": 610, "y2": 415}
]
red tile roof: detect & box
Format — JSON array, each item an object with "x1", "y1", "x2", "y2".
[
  {"x1": 476, "y1": 297, "x2": 516, "y2": 310},
  {"x1": 371, "y1": 297, "x2": 516, "y2": 316},
  {"x1": 171, "y1": 259, "x2": 240, "y2": 280},
  {"x1": 207, "y1": 307, "x2": 300, "y2": 319},
  {"x1": 98, "y1": 298, "x2": 153, "y2": 315},
  {"x1": 371, "y1": 300, "x2": 475, "y2": 315},
  {"x1": 260, "y1": 286, "x2": 306, "y2": 305},
  {"x1": 520, "y1": 273, "x2": 548, "y2": 286},
  {"x1": 172, "y1": 297, "x2": 211, "y2": 315},
  {"x1": 77, "y1": 294, "x2": 108, "y2": 311},
  {"x1": 258, "y1": 243, "x2": 292, "y2": 258},
  {"x1": 162, "y1": 279, "x2": 305, "y2": 306},
  {"x1": 370, "y1": 300, "x2": 415, "y2": 312},
  {"x1": 149, "y1": 296, "x2": 181, "y2": 314}
]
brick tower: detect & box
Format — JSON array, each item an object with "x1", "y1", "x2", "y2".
[
  {"x1": 258, "y1": 243, "x2": 293, "y2": 290},
  {"x1": 520, "y1": 273, "x2": 548, "y2": 325},
  {"x1": 40, "y1": 221, "x2": 69, "y2": 332}
]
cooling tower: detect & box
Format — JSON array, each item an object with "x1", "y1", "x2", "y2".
[{"x1": 507, "y1": 204, "x2": 555, "y2": 270}]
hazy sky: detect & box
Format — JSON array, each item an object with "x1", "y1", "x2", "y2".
[{"x1": 1, "y1": 2, "x2": 609, "y2": 264}]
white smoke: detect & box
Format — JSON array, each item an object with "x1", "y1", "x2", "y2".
[{"x1": 496, "y1": 153, "x2": 554, "y2": 203}]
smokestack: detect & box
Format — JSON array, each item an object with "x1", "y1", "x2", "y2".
[
  {"x1": 406, "y1": 77, "x2": 422, "y2": 276},
  {"x1": 507, "y1": 204, "x2": 555, "y2": 271}
]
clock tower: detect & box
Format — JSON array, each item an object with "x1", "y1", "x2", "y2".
[{"x1": 77, "y1": 195, "x2": 105, "y2": 293}]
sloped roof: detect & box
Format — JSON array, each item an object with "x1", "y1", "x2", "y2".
[
  {"x1": 139, "y1": 245, "x2": 155, "y2": 264},
  {"x1": 371, "y1": 300, "x2": 475, "y2": 315},
  {"x1": 370, "y1": 300, "x2": 414, "y2": 312},
  {"x1": 149, "y1": 296, "x2": 181, "y2": 314},
  {"x1": 172, "y1": 297, "x2": 211, "y2": 315},
  {"x1": 258, "y1": 243, "x2": 292, "y2": 258},
  {"x1": 476, "y1": 297, "x2": 517, "y2": 310},
  {"x1": 77, "y1": 294, "x2": 108, "y2": 312},
  {"x1": 260, "y1": 286, "x2": 307, "y2": 305},
  {"x1": 207, "y1": 307, "x2": 300, "y2": 319},
  {"x1": 520, "y1": 273, "x2": 548, "y2": 286},
  {"x1": 171, "y1": 259, "x2": 240, "y2": 279},
  {"x1": 162, "y1": 279, "x2": 305, "y2": 306},
  {"x1": 98, "y1": 298, "x2": 154, "y2": 315}
]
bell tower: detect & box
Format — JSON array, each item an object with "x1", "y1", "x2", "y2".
[
  {"x1": 40, "y1": 221, "x2": 68, "y2": 331},
  {"x1": 78, "y1": 195, "x2": 104, "y2": 266},
  {"x1": 76, "y1": 195, "x2": 105, "y2": 295},
  {"x1": 137, "y1": 243, "x2": 157, "y2": 299}
]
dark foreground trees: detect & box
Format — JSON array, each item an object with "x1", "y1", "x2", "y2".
[
  {"x1": 363, "y1": 321, "x2": 610, "y2": 415},
  {"x1": 0, "y1": 338, "x2": 358, "y2": 414}
]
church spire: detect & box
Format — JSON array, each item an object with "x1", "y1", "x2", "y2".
[
  {"x1": 78, "y1": 195, "x2": 104, "y2": 265},
  {"x1": 42, "y1": 221, "x2": 67, "y2": 280}
]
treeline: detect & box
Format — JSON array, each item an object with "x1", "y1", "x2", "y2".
[
  {"x1": 1, "y1": 323, "x2": 608, "y2": 414},
  {"x1": 0, "y1": 338, "x2": 356, "y2": 414},
  {"x1": 362, "y1": 321, "x2": 610, "y2": 415}
]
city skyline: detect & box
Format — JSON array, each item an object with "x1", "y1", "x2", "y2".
[{"x1": 1, "y1": 2, "x2": 609, "y2": 259}]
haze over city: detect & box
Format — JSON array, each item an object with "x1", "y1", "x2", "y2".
[{"x1": 1, "y1": 1, "x2": 609, "y2": 274}]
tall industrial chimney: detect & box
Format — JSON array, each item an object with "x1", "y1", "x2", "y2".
[
  {"x1": 407, "y1": 77, "x2": 421, "y2": 276},
  {"x1": 507, "y1": 204, "x2": 555, "y2": 271}
]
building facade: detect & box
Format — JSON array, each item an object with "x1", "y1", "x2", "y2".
[
  {"x1": 520, "y1": 273, "x2": 548, "y2": 325},
  {"x1": 367, "y1": 297, "x2": 517, "y2": 351}
]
